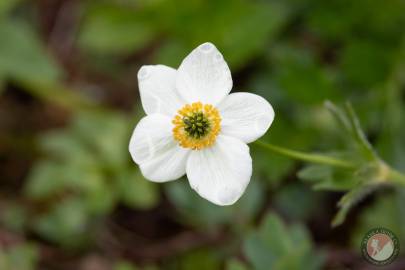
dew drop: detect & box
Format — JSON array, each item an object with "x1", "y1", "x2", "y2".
[
  {"x1": 138, "y1": 66, "x2": 150, "y2": 80},
  {"x1": 199, "y1": 42, "x2": 214, "y2": 53}
]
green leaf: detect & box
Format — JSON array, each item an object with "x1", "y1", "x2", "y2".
[
  {"x1": 340, "y1": 40, "x2": 393, "y2": 87},
  {"x1": 79, "y1": 4, "x2": 155, "y2": 54},
  {"x1": 244, "y1": 232, "x2": 277, "y2": 270},
  {"x1": 324, "y1": 101, "x2": 353, "y2": 137},
  {"x1": 114, "y1": 261, "x2": 138, "y2": 270},
  {"x1": 215, "y1": 1, "x2": 287, "y2": 69},
  {"x1": 351, "y1": 189, "x2": 405, "y2": 247},
  {"x1": 298, "y1": 165, "x2": 332, "y2": 181},
  {"x1": 324, "y1": 101, "x2": 378, "y2": 161},
  {"x1": 84, "y1": 177, "x2": 117, "y2": 215},
  {"x1": 260, "y1": 214, "x2": 293, "y2": 258},
  {"x1": 0, "y1": 19, "x2": 61, "y2": 83},
  {"x1": 117, "y1": 167, "x2": 159, "y2": 209},
  {"x1": 343, "y1": 102, "x2": 379, "y2": 161},
  {"x1": 243, "y1": 213, "x2": 324, "y2": 270},
  {"x1": 153, "y1": 39, "x2": 189, "y2": 68},
  {"x1": 39, "y1": 130, "x2": 96, "y2": 167},
  {"x1": 0, "y1": 243, "x2": 38, "y2": 270},
  {"x1": 165, "y1": 179, "x2": 264, "y2": 227},
  {"x1": 0, "y1": 0, "x2": 21, "y2": 17},
  {"x1": 273, "y1": 46, "x2": 339, "y2": 104},
  {"x1": 25, "y1": 161, "x2": 104, "y2": 200},
  {"x1": 165, "y1": 179, "x2": 232, "y2": 227},
  {"x1": 153, "y1": 0, "x2": 288, "y2": 69},
  {"x1": 226, "y1": 259, "x2": 249, "y2": 270},
  {"x1": 332, "y1": 184, "x2": 378, "y2": 227},
  {"x1": 0, "y1": 203, "x2": 27, "y2": 232},
  {"x1": 32, "y1": 198, "x2": 89, "y2": 247},
  {"x1": 298, "y1": 164, "x2": 357, "y2": 191},
  {"x1": 179, "y1": 249, "x2": 221, "y2": 270},
  {"x1": 306, "y1": 0, "x2": 405, "y2": 43},
  {"x1": 71, "y1": 111, "x2": 130, "y2": 169},
  {"x1": 306, "y1": 0, "x2": 354, "y2": 42},
  {"x1": 24, "y1": 162, "x2": 67, "y2": 199},
  {"x1": 234, "y1": 180, "x2": 266, "y2": 222},
  {"x1": 272, "y1": 183, "x2": 321, "y2": 221}
]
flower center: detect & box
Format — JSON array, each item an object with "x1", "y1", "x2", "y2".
[
  {"x1": 183, "y1": 111, "x2": 210, "y2": 138},
  {"x1": 172, "y1": 102, "x2": 221, "y2": 150}
]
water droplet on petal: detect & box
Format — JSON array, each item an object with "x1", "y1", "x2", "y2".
[
  {"x1": 199, "y1": 42, "x2": 214, "y2": 53},
  {"x1": 138, "y1": 66, "x2": 150, "y2": 81}
]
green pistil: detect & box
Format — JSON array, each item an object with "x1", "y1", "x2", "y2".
[{"x1": 183, "y1": 112, "x2": 210, "y2": 139}]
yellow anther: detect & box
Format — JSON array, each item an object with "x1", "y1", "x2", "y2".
[{"x1": 172, "y1": 102, "x2": 221, "y2": 150}]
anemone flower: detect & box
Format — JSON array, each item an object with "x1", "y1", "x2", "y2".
[{"x1": 129, "y1": 42, "x2": 274, "y2": 205}]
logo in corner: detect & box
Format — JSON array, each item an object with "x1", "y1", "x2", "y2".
[{"x1": 361, "y1": 227, "x2": 400, "y2": 266}]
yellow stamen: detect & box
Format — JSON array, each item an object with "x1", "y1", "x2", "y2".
[{"x1": 172, "y1": 102, "x2": 221, "y2": 150}]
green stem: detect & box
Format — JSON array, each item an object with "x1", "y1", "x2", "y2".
[
  {"x1": 388, "y1": 168, "x2": 405, "y2": 186},
  {"x1": 254, "y1": 140, "x2": 355, "y2": 169}
]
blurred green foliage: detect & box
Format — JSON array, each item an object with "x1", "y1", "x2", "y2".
[
  {"x1": 0, "y1": 244, "x2": 38, "y2": 270},
  {"x1": 0, "y1": 20, "x2": 61, "y2": 83},
  {"x1": 166, "y1": 179, "x2": 264, "y2": 228},
  {"x1": 351, "y1": 189, "x2": 405, "y2": 248},
  {"x1": 22, "y1": 111, "x2": 159, "y2": 247},
  {"x1": 243, "y1": 213, "x2": 325, "y2": 270},
  {"x1": 79, "y1": 0, "x2": 287, "y2": 69},
  {"x1": 1, "y1": 0, "x2": 405, "y2": 269}
]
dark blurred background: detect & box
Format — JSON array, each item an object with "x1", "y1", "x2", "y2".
[{"x1": 1, "y1": 0, "x2": 405, "y2": 269}]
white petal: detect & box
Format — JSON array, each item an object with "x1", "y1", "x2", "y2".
[
  {"x1": 218, "y1": 92, "x2": 275, "y2": 143},
  {"x1": 129, "y1": 114, "x2": 189, "y2": 182},
  {"x1": 186, "y1": 135, "x2": 252, "y2": 205},
  {"x1": 176, "y1": 42, "x2": 232, "y2": 105},
  {"x1": 138, "y1": 65, "x2": 184, "y2": 117}
]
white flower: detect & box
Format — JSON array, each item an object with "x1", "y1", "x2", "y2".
[{"x1": 129, "y1": 42, "x2": 274, "y2": 206}]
